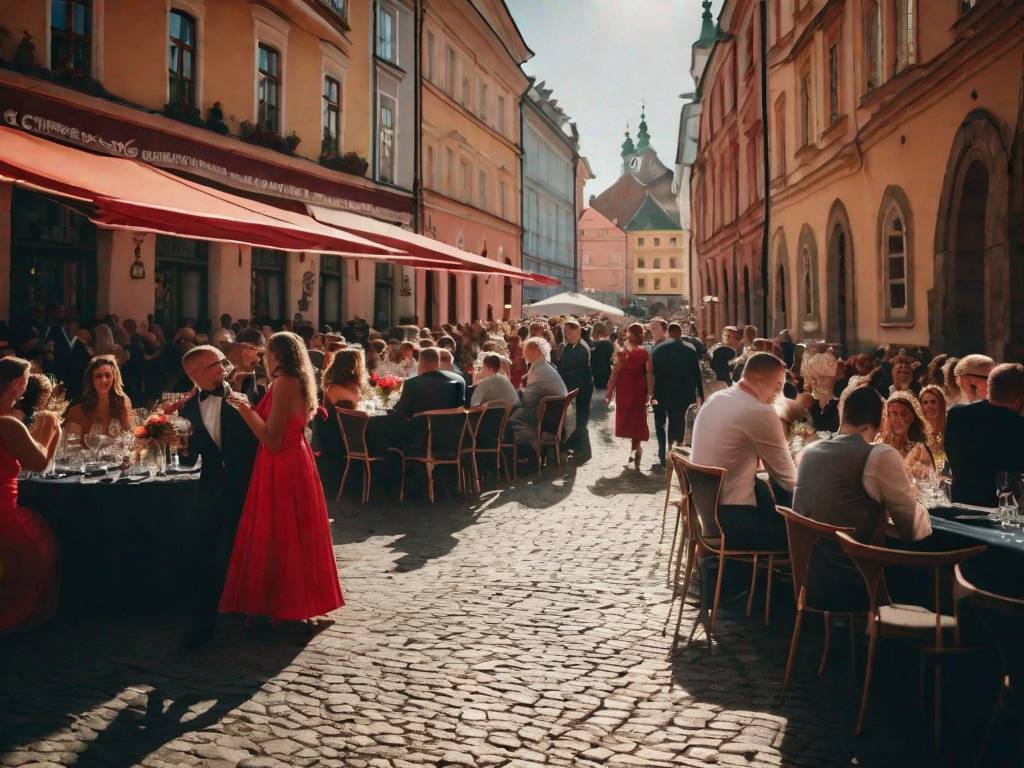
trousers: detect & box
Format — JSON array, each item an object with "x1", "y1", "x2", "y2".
[{"x1": 653, "y1": 401, "x2": 688, "y2": 463}]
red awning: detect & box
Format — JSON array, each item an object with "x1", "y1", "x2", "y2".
[
  {"x1": 307, "y1": 205, "x2": 561, "y2": 286},
  {"x1": 0, "y1": 126, "x2": 448, "y2": 265}
]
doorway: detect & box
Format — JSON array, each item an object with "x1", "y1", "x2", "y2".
[
  {"x1": 155, "y1": 236, "x2": 208, "y2": 331},
  {"x1": 952, "y1": 160, "x2": 988, "y2": 355}
]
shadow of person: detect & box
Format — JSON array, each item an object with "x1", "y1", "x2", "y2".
[
  {"x1": 0, "y1": 613, "x2": 305, "y2": 765},
  {"x1": 588, "y1": 466, "x2": 664, "y2": 497}
]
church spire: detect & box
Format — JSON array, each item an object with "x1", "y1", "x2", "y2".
[
  {"x1": 699, "y1": 0, "x2": 716, "y2": 44},
  {"x1": 620, "y1": 122, "x2": 635, "y2": 158},
  {"x1": 636, "y1": 102, "x2": 650, "y2": 151}
]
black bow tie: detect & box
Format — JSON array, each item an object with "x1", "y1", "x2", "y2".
[{"x1": 199, "y1": 385, "x2": 226, "y2": 401}]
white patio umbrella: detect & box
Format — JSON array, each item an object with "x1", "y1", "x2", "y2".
[{"x1": 522, "y1": 291, "x2": 625, "y2": 318}]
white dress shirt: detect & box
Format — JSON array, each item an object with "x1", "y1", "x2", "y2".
[
  {"x1": 690, "y1": 384, "x2": 798, "y2": 506},
  {"x1": 199, "y1": 393, "x2": 222, "y2": 449},
  {"x1": 862, "y1": 443, "x2": 933, "y2": 540}
]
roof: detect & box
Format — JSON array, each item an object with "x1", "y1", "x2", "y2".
[{"x1": 624, "y1": 194, "x2": 682, "y2": 231}]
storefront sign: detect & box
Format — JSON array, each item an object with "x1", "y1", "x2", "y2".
[{"x1": 0, "y1": 79, "x2": 413, "y2": 225}]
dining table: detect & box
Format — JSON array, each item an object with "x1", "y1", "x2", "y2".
[
  {"x1": 17, "y1": 465, "x2": 202, "y2": 612},
  {"x1": 926, "y1": 503, "x2": 1024, "y2": 596}
]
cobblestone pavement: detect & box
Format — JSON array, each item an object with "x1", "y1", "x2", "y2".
[{"x1": 0, "y1": 398, "x2": 984, "y2": 767}]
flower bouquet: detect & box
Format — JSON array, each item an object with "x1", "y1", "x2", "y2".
[
  {"x1": 369, "y1": 372, "x2": 402, "y2": 409},
  {"x1": 133, "y1": 412, "x2": 177, "y2": 446}
]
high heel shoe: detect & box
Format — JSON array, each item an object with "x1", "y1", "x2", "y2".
[{"x1": 633, "y1": 447, "x2": 642, "y2": 470}]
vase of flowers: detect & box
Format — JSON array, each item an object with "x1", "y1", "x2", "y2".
[{"x1": 369, "y1": 372, "x2": 402, "y2": 409}]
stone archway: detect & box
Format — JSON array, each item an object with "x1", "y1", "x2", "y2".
[
  {"x1": 825, "y1": 200, "x2": 857, "y2": 353},
  {"x1": 770, "y1": 228, "x2": 790, "y2": 335},
  {"x1": 930, "y1": 110, "x2": 1010, "y2": 358}
]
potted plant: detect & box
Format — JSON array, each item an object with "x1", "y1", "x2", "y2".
[{"x1": 205, "y1": 101, "x2": 229, "y2": 134}]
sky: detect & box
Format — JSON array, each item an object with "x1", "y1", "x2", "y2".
[{"x1": 505, "y1": 0, "x2": 723, "y2": 201}]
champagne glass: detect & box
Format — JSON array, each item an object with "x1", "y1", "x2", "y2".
[{"x1": 84, "y1": 424, "x2": 102, "y2": 462}]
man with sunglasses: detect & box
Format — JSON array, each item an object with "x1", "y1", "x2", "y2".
[{"x1": 176, "y1": 345, "x2": 261, "y2": 652}]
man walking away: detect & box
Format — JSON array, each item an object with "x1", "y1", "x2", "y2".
[{"x1": 650, "y1": 322, "x2": 704, "y2": 470}]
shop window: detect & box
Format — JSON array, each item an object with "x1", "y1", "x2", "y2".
[
  {"x1": 322, "y1": 76, "x2": 341, "y2": 156},
  {"x1": 51, "y1": 0, "x2": 92, "y2": 77},
  {"x1": 374, "y1": 263, "x2": 393, "y2": 329},
  {"x1": 319, "y1": 254, "x2": 344, "y2": 327},
  {"x1": 155, "y1": 236, "x2": 209, "y2": 331},
  {"x1": 251, "y1": 248, "x2": 286, "y2": 326},
  {"x1": 168, "y1": 10, "x2": 197, "y2": 108},
  {"x1": 257, "y1": 43, "x2": 281, "y2": 133}
]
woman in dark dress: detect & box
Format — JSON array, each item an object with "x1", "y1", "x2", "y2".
[
  {"x1": 316, "y1": 348, "x2": 368, "y2": 493},
  {"x1": 590, "y1": 321, "x2": 614, "y2": 390}
]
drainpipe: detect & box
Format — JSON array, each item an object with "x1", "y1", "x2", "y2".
[
  {"x1": 759, "y1": 0, "x2": 771, "y2": 334},
  {"x1": 520, "y1": 90, "x2": 527, "y2": 305},
  {"x1": 414, "y1": 0, "x2": 423, "y2": 235}
]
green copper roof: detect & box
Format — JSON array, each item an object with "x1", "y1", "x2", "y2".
[
  {"x1": 620, "y1": 125, "x2": 635, "y2": 157},
  {"x1": 625, "y1": 194, "x2": 681, "y2": 231},
  {"x1": 636, "y1": 107, "x2": 651, "y2": 151}
]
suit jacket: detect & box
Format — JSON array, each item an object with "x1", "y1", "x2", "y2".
[
  {"x1": 652, "y1": 338, "x2": 704, "y2": 408},
  {"x1": 556, "y1": 341, "x2": 592, "y2": 394},
  {"x1": 392, "y1": 370, "x2": 465, "y2": 419},
  {"x1": 180, "y1": 388, "x2": 260, "y2": 518},
  {"x1": 945, "y1": 399, "x2": 1024, "y2": 507},
  {"x1": 47, "y1": 326, "x2": 90, "y2": 399}
]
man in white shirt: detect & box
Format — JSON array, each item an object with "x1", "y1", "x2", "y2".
[{"x1": 690, "y1": 352, "x2": 796, "y2": 550}]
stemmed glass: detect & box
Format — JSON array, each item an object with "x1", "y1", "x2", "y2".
[{"x1": 84, "y1": 423, "x2": 103, "y2": 463}]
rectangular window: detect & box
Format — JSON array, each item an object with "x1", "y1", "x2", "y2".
[
  {"x1": 670, "y1": 237, "x2": 678, "y2": 246},
  {"x1": 896, "y1": 0, "x2": 916, "y2": 70},
  {"x1": 637, "y1": 256, "x2": 646, "y2": 268},
  {"x1": 653, "y1": 237, "x2": 660, "y2": 247},
  {"x1": 638, "y1": 277, "x2": 646, "y2": 289},
  {"x1": 461, "y1": 161, "x2": 471, "y2": 202},
  {"x1": 51, "y1": 0, "x2": 92, "y2": 76},
  {"x1": 322, "y1": 76, "x2": 341, "y2": 156},
  {"x1": 654, "y1": 277, "x2": 661, "y2": 290},
  {"x1": 670, "y1": 277, "x2": 678, "y2": 288},
  {"x1": 478, "y1": 82, "x2": 488, "y2": 121},
  {"x1": 828, "y1": 44, "x2": 839, "y2": 124},
  {"x1": 866, "y1": 2, "x2": 882, "y2": 91},
  {"x1": 257, "y1": 44, "x2": 281, "y2": 133},
  {"x1": 887, "y1": 215, "x2": 908, "y2": 313},
  {"x1": 499, "y1": 181, "x2": 507, "y2": 218},
  {"x1": 168, "y1": 10, "x2": 197, "y2": 107},
  {"x1": 376, "y1": 5, "x2": 397, "y2": 63},
  {"x1": 608, "y1": 274, "x2": 615, "y2": 286},
  {"x1": 445, "y1": 47, "x2": 455, "y2": 94},
  {"x1": 445, "y1": 148, "x2": 454, "y2": 193},
  {"x1": 478, "y1": 169, "x2": 487, "y2": 210},
  {"x1": 462, "y1": 77, "x2": 471, "y2": 108},
  {"x1": 425, "y1": 31, "x2": 435, "y2": 82},
  {"x1": 799, "y1": 70, "x2": 812, "y2": 146},
  {"x1": 670, "y1": 257, "x2": 678, "y2": 268},
  {"x1": 426, "y1": 145, "x2": 435, "y2": 189},
  {"x1": 377, "y1": 94, "x2": 396, "y2": 183},
  {"x1": 638, "y1": 237, "x2": 645, "y2": 247},
  {"x1": 496, "y1": 94, "x2": 505, "y2": 134}
]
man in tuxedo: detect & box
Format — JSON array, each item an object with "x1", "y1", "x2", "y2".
[
  {"x1": 650, "y1": 322, "x2": 704, "y2": 470},
  {"x1": 176, "y1": 345, "x2": 260, "y2": 651},
  {"x1": 945, "y1": 363, "x2": 1024, "y2": 507},
  {"x1": 556, "y1": 319, "x2": 593, "y2": 462},
  {"x1": 47, "y1": 314, "x2": 90, "y2": 400}
]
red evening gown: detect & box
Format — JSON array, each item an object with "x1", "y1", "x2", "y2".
[
  {"x1": 614, "y1": 348, "x2": 651, "y2": 441},
  {"x1": 219, "y1": 385, "x2": 344, "y2": 620},
  {"x1": 0, "y1": 441, "x2": 58, "y2": 632}
]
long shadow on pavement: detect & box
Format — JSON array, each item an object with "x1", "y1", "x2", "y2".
[{"x1": 0, "y1": 614, "x2": 304, "y2": 766}]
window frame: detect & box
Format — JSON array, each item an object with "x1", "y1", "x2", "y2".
[
  {"x1": 798, "y1": 62, "x2": 813, "y2": 147},
  {"x1": 322, "y1": 74, "x2": 341, "y2": 157},
  {"x1": 376, "y1": 3, "x2": 398, "y2": 64},
  {"x1": 168, "y1": 9, "x2": 198, "y2": 108},
  {"x1": 50, "y1": 0, "x2": 94, "y2": 78},
  {"x1": 257, "y1": 43, "x2": 282, "y2": 133},
  {"x1": 895, "y1": 0, "x2": 917, "y2": 72},
  {"x1": 877, "y1": 186, "x2": 915, "y2": 324},
  {"x1": 377, "y1": 91, "x2": 397, "y2": 184},
  {"x1": 865, "y1": 0, "x2": 883, "y2": 92}
]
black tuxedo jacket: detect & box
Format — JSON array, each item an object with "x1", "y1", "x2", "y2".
[
  {"x1": 652, "y1": 338, "x2": 704, "y2": 408},
  {"x1": 945, "y1": 399, "x2": 1024, "y2": 507},
  {"x1": 180, "y1": 389, "x2": 260, "y2": 517}
]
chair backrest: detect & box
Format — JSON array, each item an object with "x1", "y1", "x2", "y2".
[
  {"x1": 836, "y1": 531, "x2": 986, "y2": 627},
  {"x1": 335, "y1": 407, "x2": 369, "y2": 456},
  {"x1": 677, "y1": 456, "x2": 725, "y2": 541},
  {"x1": 776, "y1": 506, "x2": 856, "y2": 606},
  {"x1": 474, "y1": 401, "x2": 510, "y2": 451},
  {"x1": 421, "y1": 408, "x2": 469, "y2": 461},
  {"x1": 462, "y1": 404, "x2": 486, "y2": 451},
  {"x1": 537, "y1": 388, "x2": 578, "y2": 441},
  {"x1": 955, "y1": 564, "x2": 1024, "y2": 682}
]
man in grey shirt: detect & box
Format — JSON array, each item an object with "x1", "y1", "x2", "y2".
[
  {"x1": 509, "y1": 338, "x2": 567, "y2": 446},
  {"x1": 471, "y1": 353, "x2": 519, "y2": 410}
]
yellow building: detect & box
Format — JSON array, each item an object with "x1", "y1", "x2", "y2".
[
  {"x1": 0, "y1": 0, "x2": 416, "y2": 331},
  {"x1": 418, "y1": 0, "x2": 532, "y2": 325},
  {"x1": 626, "y1": 201, "x2": 688, "y2": 318}
]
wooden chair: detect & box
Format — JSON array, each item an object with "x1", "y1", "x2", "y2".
[
  {"x1": 663, "y1": 446, "x2": 691, "y2": 585},
  {"x1": 775, "y1": 506, "x2": 864, "y2": 689},
  {"x1": 460, "y1": 401, "x2": 510, "y2": 491},
  {"x1": 398, "y1": 408, "x2": 468, "y2": 503},
  {"x1": 835, "y1": 532, "x2": 986, "y2": 747},
  {"x1": 532, "y1": 388, "x2": 578, "y2": 474},
  {"x1": 954, "y1": 564, "x2": 1024, "y2": 765},
  {"x1": 670, "y1": 456, "x2": 789, "y2": 651},
  {"x1": 334, "y1": 407, "x2": 390, "y2": 503}
]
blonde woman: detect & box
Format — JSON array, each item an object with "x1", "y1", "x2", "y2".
[
  {"x1": 919, "y1": 385, "x2": 947, "y2": 466},
  {"x1": 880, "y1": 391, "x2": 935, "y2": 479}
]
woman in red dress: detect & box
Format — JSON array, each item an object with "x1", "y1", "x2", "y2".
[
  {"x1": 0, "y1": 357, "x2": 62, "y2": 633},
  {"x1": 220, "y1": 332, "x2": 344, "y2": 623},
  {"x1": 605, "y1": 323, "x2": 654, "y2": 470}
]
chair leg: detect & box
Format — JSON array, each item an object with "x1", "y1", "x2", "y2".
[
  {"x1": 472, "y1": 453, "x2": 481, "y2": 493},
  {"x1": 856, "y1": 623, "x2": 879, "y2": 736},
  {"x1": 671, "y1": 524, "x2": 687, "y2": 598},
  {"x1": 764, "y1": 554, "x2": 774, "y2": 626},
  {"x1": 783, "y1": 609, "x2": 803, "y2": 690},
  {"x1": 362, "y1": 460, "x2": 370, "y2": 503},
  {"x1": 661, "y1": 463, "x2": 673, "y2": 537},
  {"x1": 336, "y1": 459, "x2": 351, "y2": 502},
  {"x1": 818, "y1": 611, "x2": 832, "y2": 676},
  {"x1": 933, "y1": 657, "x2": 943, "y2": 754},
  {"x1": 746, "y1": 554, "x2": 759, "y2": 617},
  {"x1": 708, "y1": 553, "x2": 726, "y2": 638},
  {"x1": 667, "y1": 509, "x2": 680, "y2": 584},
  {"x1": 848, "y1": 614, "x2": 857, "y2": 682},
  {"x1": 427, "y1": 463, "x2": 435, "y2": 503},
  {"x1": 555, "y1": 442, "x2": 562, "y2": 470},
  {"x1": 535, "y1": 445, "x2": 543, "y2": 475},
  {"x1": 398, "y1": 458, "x2": 406, "y2": 502},
  {"x1": 512, "y1": 444, "x2": 518, "y2": 480}
]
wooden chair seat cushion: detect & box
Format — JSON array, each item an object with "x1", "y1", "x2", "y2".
[{"x1": 878, "y1": 603, "x2": 956, "y2": 632}]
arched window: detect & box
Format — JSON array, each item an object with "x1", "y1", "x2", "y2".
[
  {"x1": 743, "y1": 265, "x2": 751, "y2": 325},
  {"x1": 802, "y1": 246, "x2": 813, "y2": 317},
  {"x1": 722, "y1": 264, "x2": 730, "y2": 325},
  {"x1": 776, "y1": 266, "x2": 787, "y2": 317},
  {"x1": 877, "y1": 186, "x2": 914, "y2": 323}
]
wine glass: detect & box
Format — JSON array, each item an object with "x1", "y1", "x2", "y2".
[{"x1": 84, "y1": 424, "x2": 102, "y2": 463}]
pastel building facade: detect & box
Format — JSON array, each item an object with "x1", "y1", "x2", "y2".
[{"x1": 578, "y1": 206, "x2": 627, "y2": 308}]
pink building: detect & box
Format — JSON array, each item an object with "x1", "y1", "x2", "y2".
[{"x1": 578, "y1": 207, "x2": 627, "y2": 307}]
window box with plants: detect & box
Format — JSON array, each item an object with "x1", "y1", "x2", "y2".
[{"x1": 240, "y1": 121, "x2": 301, "y2": 155}]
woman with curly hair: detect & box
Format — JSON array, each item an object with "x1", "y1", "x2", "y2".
[
  {"x1": 63, "y1": 355, "x2": 132, "y2": 436},
  {"x1": 13, "y1": 374, "x2": 54, "y2": 427},
  {"x1": 880, "y1": 391, "x2": 935, "y2": 479},
  {"x1": 222, "y1": 331, "x2": 344, "y2": 624}
]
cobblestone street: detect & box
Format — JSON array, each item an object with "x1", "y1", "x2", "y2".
[{"x1": 0, "y1": 399, "x2": 964, "y2": 768}]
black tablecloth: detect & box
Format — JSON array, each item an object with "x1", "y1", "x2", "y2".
[
  {"x1": 17, "y1": 473, "x2": 201, "y2": 611},
  {"x1": 927, "y1": 504, "x2": 1024, "y2": 598}
]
